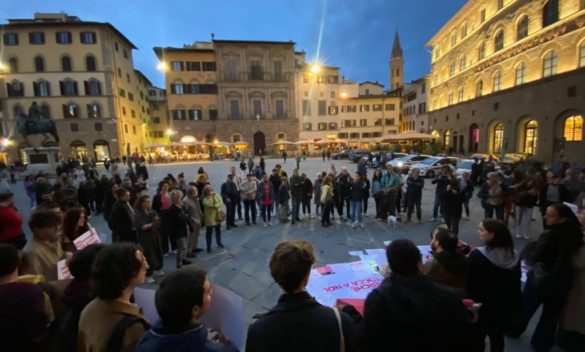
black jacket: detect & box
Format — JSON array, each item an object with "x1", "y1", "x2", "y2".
[
  {"x1": 289, "y1": 175, "x2": 303, "y2": 198},
  {"x1": 246, "y1": 292, "x2": 356, "y2": 352},
  {"x1": 356, "y1": 274, "x2": 472, "y2": 352},
  {"x1": 221, "y1": 182, "x2": 239, "y2": 203},
  {"x1": 441, "y1": 189, "x2": 464, "y2": 218},
  {"x1": 539, "y1": 183, "x2": 571, "y2": 210},
  {"x1": 166, "y1": 204, "x2": 190, "y2": 239},
  {"x1": 349, "y1": 180, "x2": 365, "y2": 201},
  {"x1": 269, "y1": 174, "x2": 282, "y2": 195},
  {"x1": 108, "y1": 200, "x2": 136, "y2": 242},
  {"x1": 301, "y1": 178, "x2": 313, "y2": 201},
  {"x1": 406, "y1": 176, "x2": 424, "y2": 199}
]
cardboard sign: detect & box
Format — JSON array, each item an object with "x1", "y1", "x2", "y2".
[
  {"x1": 73, "y1": 229, "x2": 101, "y2": 250},
  {"x1": 57, "y1": 259, "x2": 73, "y2": 280}
]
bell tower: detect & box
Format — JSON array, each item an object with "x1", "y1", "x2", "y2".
[{"x1": 390, "y1": 31, "x2": 404, "y2": 91}]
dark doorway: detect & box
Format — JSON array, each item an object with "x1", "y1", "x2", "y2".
[
  {"x1": 469, "y1": 124, "x2": 479, "y2": 153},
  {"x1": 459, "y1": 135, "x2": 465, "y2": 154},
  {"x1": 254, "y1": 131, "x2": 266, "y2": 155},
  {"x1": 452, "y1": 132, "x2": 458, "y2": 154}
]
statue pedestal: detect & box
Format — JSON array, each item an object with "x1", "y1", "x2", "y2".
[{"x1": 22, "y1": 147, "x2": 61, "y2": 175}]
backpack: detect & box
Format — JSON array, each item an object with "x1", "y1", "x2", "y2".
[{"x1": 106, "y1": 315, "x2": 150, "y2": 352}]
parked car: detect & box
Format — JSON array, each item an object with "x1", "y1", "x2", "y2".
[
  {"x1": 386, "y1": 152, "x2": 408, "y2": 161},
  {"x1": 349, "y1": 149, "x2": 372, "y2": 162},
  {"x1": 332, "y1": 149, "x2": 351, "y2": 160},
  {"x1": 388, "y1": 154, "x2": 432, "y2": 168},
  {"x1": 411, "y1": 156, "x2": 458, "y2": 178},
  {"x1": 455, "y1": 159, "x2": 475, "y2": 177}
]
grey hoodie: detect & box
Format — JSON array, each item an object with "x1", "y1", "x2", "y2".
[{"x1": 477, "y1": 246, "x2": 519, "y2": 270}]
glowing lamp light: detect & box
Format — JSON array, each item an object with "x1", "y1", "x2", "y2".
[
  {"x1": 310, "y1": 63, "x2": 321, "y2": 74},
  {"x1": 166, "y1": 128, "x2": 175, "y2": 136},
  {"x1": 0, "y1": 62, "x2": 6, "y2": 72},
  {"x1": 340, "y1": 92, "x2": 348, "y2": 99},
  {"x1": 157, "y1": 62, "x2": 168, "y2": 72},
  {"x1": 0, "y1": 138, "x2": 10, "y2": 147}
]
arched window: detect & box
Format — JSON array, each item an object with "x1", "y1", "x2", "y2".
[
  {"x1": 85, "y1": 79, "x2": 101, "y2": 96},
  {"x1": 40, "y1": 103, "x2": 51, "y2": 119},
  {"x1": 7, "y1": 80, "x2": 24, "y2": 97},
  {"x1": 8, "y1": 57, "x2": 18, "y2": 73},
  {"x1": 493, "y1": 71, "x2": 502, "y2": 92},
  {"x1": 476, "y1": 80, "x2": 483, "y2": 97},
  {"x1": 543, "y1": 51, "x2": 558, "y2": 77},
  {"x1": 515, "y1": 62, "x2": 526, "y2": 85},
  {"x1": 524, "y1": 120, "x2": 538, "y2": 154},
  {"x1": 61, "y1": 55, "x2": 72, "y2": 72},
  {"x1": 60, "y1": 79, "x2": 78, "y2": 96},
  {"x1": 85, "y1": 55, "x2": 97, "y2": 72},
  {"x1": 492, "y1": 123, "x2": 504, "y2": 154},
  {"x1": 494, "y1": 30, "x2": 504, "y2": 52},
  {"x1": 34, "y1": 80, "x2": 51, "y2": 97},
  {"x1": 543, "y1": 0, "x2": 559, "y2": 27},
  {"x1": 13, "y1": 104, "x2": 23, "y2": 117},
  {"x1": 87, "y1": 103, "x2": 101, "y2": 118},
  {"x1": 460, "y1": 55, "x2": 467, "y2": 70},
  {"x1": 443, "y1": 130, "x2": 451, "y2": 148},
  {"x1": 478, "y1": 42, "x2": 486, "y2": 60},
  {"x1": 34, "y1": 56, "x2": 45, "y2": 72},
  {"x1": 579, "y1": 41, "x2": 585, "y2": 67},
  {"x1": 517, "y1": 16, "x2": 529, "y2": 40},
  {"x1": 451, "y1": 31, "x2": 457, "y2": 46},
  {"x1": 93, "y1": 140, "x2": 111, "y2": 162},
  {"x1": 461, "y1": 22, "x2": 468, "y2": 38},
  {"x1": 458, "y1": 88, "x2": 464, "y2": 103},
  {"x1": 564, "y1": 115, "x2": 583, "y2": 141}
]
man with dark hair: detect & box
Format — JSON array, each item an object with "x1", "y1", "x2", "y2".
[
  {"x1": 0, "y1": 244, "x2": 49, "y2": 351},
  {"x1": 344, "y1": 238, "x2": 472, "y2": 352},
  {"x1": 138, "y1": 268, "x2": 238, "y2": 352},
  {"x1": 269, "y1": 169, "x2": 282, "y2": 215},
  {"x1": 221, "y1": 174, "x2": 239, "y2": 230},
  {"x1": 22, "y1": 209, "x2": 66, "y2": 281},
  {"x1": 108, "y1": 188, "x2": 136, "y2": 242},
  {"x1": 423, "y1": 228, "x2": 469, "y2": 291},
  {"x1": 78, "y1": 243, "x2": 149, "y2": 352},
  {"x1": 246, "y1": 239, "x2": 356, "y2": 352},
  {"x1": 289, "y1": 169, "x2": 303, "y2": 224}
]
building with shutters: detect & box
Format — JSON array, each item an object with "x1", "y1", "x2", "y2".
[
  {"x1": 426, "y1": 0, "x2": 585, "y2": 162},
  {"x1": 154, "y1": 39, "x2": 299, "y2": 156},
  {"x1": 0, "y1": 12, "x2": 155, "y2": 163}
]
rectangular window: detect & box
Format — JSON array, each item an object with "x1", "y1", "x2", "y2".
[
  {"x1": 29, "y1": 32, "x2": 45, "y2": 45},
  {"x1": 360, "y1": 119, "x2": 367, "y2": 127},
  {"x1": 275, "y1": 100, "x2": 285, "y2": 119},
  {"x1": 209, "y1": 109, "x2": 218, "y2": 120},
  {"x1": 128, "y1": 93, "x2": 134, "y2": 101},
  {"x1": 123, "y1": 49, "x2": 128, "y2": 59},
  {"x1": 186, "y1": 61, "x2": 201, "y2": 71},
  {"x1": 385, "y1": 118, "x2": 395, "y2": 126},
  {"x1": 61, "y1": 81, "x2": 78, "y2": 96},
  {"x1": 126, "y1": 74, "x2": 131, "y2": 83},
  {"x1": 56, "y1": 31, "x2": 72, "y2": 44},
  {"x1": 252, "y1": 100, "x2": 262, "y2": 118},
  {"x1": 202, "y1": 62, "x2": 216, "y2": 71},
  {"x1": 385, "y1": 104, "x2": 395, "y2": 111},
  {"x1": 318, "y1": 100, "x2": 326, "y2": 116},
  {"x1": 543, "y1": 53, "x2": 558, "y2": 77},
  {"x1": 458, "y1": 89, "x2": 464, "y2": 103},
  {"x1": 94, "y1": 122, "x2": 103, "y2": 131},
  {"x1": 63, "y1": 104, "x2": 79, "y2": 118},
  {"x1": 119, "y1": 88, "x2": 126, "y2": 97},
  {"x1": 3, "y1": 33, "x2": 18, "y2": 45},
  {"x1": 230, "y1": 100, "x2": 240, "y2": 119},
  {"x1": 152, "y1": 117, "x2": 161, "y2": 124},
  {"x1": 70, "y1": 123, "x2": 79, "y2": 132},
  {"x1": 250, "y1": 61, "x2": 263, "y2": 80},
  {"x1": 88, "y1": 104, "x2": 101, "y2": 118},
  {"x1": 373, "y1": 104, "x2": 383, "y2": 112},
  {"x1": 171, "y1": 61, "x2": 184, "y2": 71},
  {"x1": 350, "y1": 132, "x2": 360, "y2": 139},
  {"x1": 579, "y1": 44, "x2": 585, "y2": 68},
  {"x1": 124, "y1": 124, "x2": 128, "y2": 134},
  {"x1": 302, "y1": 100, "x2": 311, "y2": 116},
  {"x1": 131, "y1": 110, "x2": 136, "y2": 118},
  {"x1": 170, "y1": 84, "x2": 184, "y2": 95},
  {"x1": 188, "y1": 109, "x2": 202, "y2": 120},
  {"x1": 80, "y1": 32, "x2": 97, "y2": 44},
  {"x1": 225, "y1": 59, "x2": 238, "y2": 80},
  {"x1": 480, "y1": 9, "x2": 486, "y2": 23},
  {"x1": 171, "y1": 110, "x2": 186, "y2": 120},
  {"x1": 274, "y1": 61, "x2": 283, "y2": 80}
]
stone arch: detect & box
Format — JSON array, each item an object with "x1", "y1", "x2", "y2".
[{"x1": 516, "y1": 115, "x2": 539, "y2": 154}]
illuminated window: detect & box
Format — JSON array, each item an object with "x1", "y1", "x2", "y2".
[
  {"x1": 493, "y1": 71, "x2": 502, "y2": 92},
  {"x1": 448, "y1": 92, "x2": 454, "y2": 105},
  {"x1": 524, "y1": 120, "x2": 538, "y2": 154},
  {"x1": 461, "y1": 23, "x2": 468, "y2": 38},
  {"x1": 515, "y1": 62, "x2": 526, "y2": 85},
  {"x1": 458, "y1": 88, "x2": 464, "y2": 103},
  {"x1": 543, "y1": 51, "x2": 558, "y2": 77},
  {"x1": 444, "y1": 130, "x2": 451, "y2": 147},
  {"x1": 476, "y1": 80, "x2": 483, "y2": 97},
  {"x1": 450, "y1": 61, "x2": 456, "y2": 76},
  {"x1": 460, "y1": 55, "x2": 466, "y2": 70},
  {"x1": 492, "y1": 123, "x2": 504, "y2": 154},
  {"x1": 564, "y1": 115, "x2": 583, "y2": 141},
  {"x1": 542, "y1": 0, "x2": 559, "y2": 27},
  {"x1": 478, "y1": 42, "x2": 486, "y2": 60},
  {"x1": 580, "y1": 42, "x2": 585, "y2": 68},
  {"x1": 517, "y1": 16, "x2": 529, "y2": 40}
]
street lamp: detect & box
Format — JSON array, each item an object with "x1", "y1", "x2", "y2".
[{"x1": 310, "y1": 63, "x2": 321, "y2": 74}]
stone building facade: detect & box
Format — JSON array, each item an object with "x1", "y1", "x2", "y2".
[
  {"x1": 427, "y1": 0, "x2": 585, "y2": 162},
  {"x1": 0, "y1": 13, "x2": 153, "y2": 162},
  {"x1": 401, "y1": 76, "x2": 430, "y2": 133},
  {"x1": 155, "y1": 39, "x2": 300, "y2": 155}
]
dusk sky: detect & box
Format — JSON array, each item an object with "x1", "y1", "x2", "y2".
[{"x1": 2, "y1": 0, "x2": 467, "y2": 88}]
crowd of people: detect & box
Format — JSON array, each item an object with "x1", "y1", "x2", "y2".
[{"x1": 0, "y1": 154, "x2": 584, "y2": 351}]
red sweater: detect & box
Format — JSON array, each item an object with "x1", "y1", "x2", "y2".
[{"x1": 0, "y1": 205, "x2": 24, "y2": 241}]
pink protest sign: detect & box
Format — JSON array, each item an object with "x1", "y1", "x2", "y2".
[
  {"x1": 57, "y1": 259, "x2": 73, "y2": 280},
  {"x1": 73, "y1": 229, "x2": 101, "y2": 250}
]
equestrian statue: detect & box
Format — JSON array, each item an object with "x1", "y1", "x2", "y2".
[{"x1": 16, "y1": 102, "x2": 60, "y2": 145}]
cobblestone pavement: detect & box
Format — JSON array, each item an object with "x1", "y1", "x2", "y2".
[{"x1": 9, "y1": 157, "x2": 539, "y2": 351}]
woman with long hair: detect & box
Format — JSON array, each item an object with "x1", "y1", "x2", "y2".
[
  {"x1": 320, "y1": 175, "x2": 334, "y2": 227},
  {"x1": 152, "y1": 180, "x2": 172, "y2": 255},
  {"x1": 467, "y1": 219, "x2": 521, "y2": 352},
  {"x1": 133, "y1": 195, "x2": 163, "y2": 281},
  {"x1": 521, "y1": 203, "x2": 584, "y2": 352},
  {"x1": 478, "y1": 172, "x2": 506, "y2": 221},
  {"x1": 62, "y1": 207, "x2": 94, "y2": 252},
  {"x1": 371, "y1": 169, "x2": 383, "y2": 219}
]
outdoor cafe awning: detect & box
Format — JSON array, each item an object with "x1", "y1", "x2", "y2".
[
  {"x1": 377, "y1": 131, "x2": 439, "y2": 143},
  {"x1": 314, "y1": 139, "x2": 346, "y2": 145},
  {"x1": 271, "y1": 140, "x2": 295, "y2": 145}
]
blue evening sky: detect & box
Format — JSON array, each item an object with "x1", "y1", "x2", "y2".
[{"x1": 1, "y1": 0, "x2": 466, "y2": 88}]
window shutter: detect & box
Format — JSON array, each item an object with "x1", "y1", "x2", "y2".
[
  {"x1": 73, "y1": 82, "x2": 79, "y2": 96},
  {"x1": 33, "y1": 82, "x2": 39, "y2": 96},
  {"x1": 6, "y1": 83, "x2": 12, "y2": 97},
  {"x1": 84, "y1": 81, "x2": 89, "y2": 95},
  {"x1": 170, "y1": 84, "x2": 176, "y2": 94},
  {"x1": 59, "y1": 81, "x2": 65, "y2": 95},
  {"x1": 87, "y1": 104, "x2": 91, "y2": 117},
  {"x1": 62, "y1": 104, "x2": 68, "y2": 118},
  {"x1": 96, "y1": 82, "x2": 101, "y2": 95},
  {"x1": 46, "y1": 82, "x2": 51, "y2": 96}
]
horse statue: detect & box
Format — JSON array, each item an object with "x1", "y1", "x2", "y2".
[{"x1": 16, "y1": 102, "x2": 60, "y2": 145}]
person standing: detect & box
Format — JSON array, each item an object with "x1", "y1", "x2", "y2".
[
  {"x1": 322, "y1": 149, "x2": 326, "y2": 162},
  {"x1": 371, "y1": 169, "x2": 383, "y2": 219},
  {"x1": 167, "y1": 190, "x2": 192, "y2": 269},
  {"x1": 441, "y1": 181, "x2": 464, "y2": 235},
  {"x1": 468, "y1": 219, "x2": 521, "y2": 352},
  {"x1": 248, "y1": 156, "x2": 255, "y2": 175},
  {"x1": 23, "y1": 175, "x2": 36, "y2": 208},
  {"x1": 277, "y1": 177, "x2": 290, "y2": 223},
  {"x1": 153, "y1": 181, "x2": 173, "y2": 255},
  {"x1": 109, "y1": 188, "x2": 137, "y2": 243},
  {"x1": 259, "y1": 157, "x2": 266, "y2": 174},
  {"x1": 201, "y1": 185, "x2": 224, "y2": 253},
  {"x1": 313, "y1": 173, "x2": 323, "y2": 216},
  {"x1": 257, "y1": 173, "x2": 275, "y2": 227},
  {"x1": 478, "y1": 172, "x2": 506, "y2": 221},
  {"x1": 220, "y1": 175, "x2": 239, "y2": 230},
  {"x1": 290, "y1": 169, "x2": 303, "y2": 224},
  {"x1": 380, "y1": 165, "x2": 400, "y2": 222},
  {"x1": 134, "y1": 195, "x2": 163, "y2": 282},
  {"x1": 362, "y1": 174, "x2": 370, "y2": 216},
  {"x1": 405, "y1": 168, "x2": 424, "y2": 224},
  {"x1": 269, "y1": 168, "x2": 282, "y2": 215},
  {"x1": 326, "y1": 149, "x2": 331, "y2": 161},
  {"x1": 282, "y1": 150, "x2": 287, "y2": 164},
  {"x1": 460, "y1": 171, "x2": 474, "y2": 220},
  {"x1": 230, "y1": 166, "x2": 243, "y2": 222},
  {"x1": 334, "y1": 168, "x2": 352, "y2": 221},
  {"x1": 320, "y1": 176, "x2": 334, "y2": 227},
  {"x1": 300, "y1": 173, "x2": 313, "y2": 219},
  {"x1": 349, "y1": 173, "x2": 365, "y2": 229},
  {"x1": 241, "y1": 174, "x2": 258, "y2": 225},
  {"x1": 181, "y1": 186, "x2": 203, "y2": 257},
  {"x1": 295, "y1": 153, "x2": 301, "y2": 171},
  {"x1": 431, "y1": 166, "x2": 451, "y2": 222},
  {"x1": 0, "y1": 190, "x2": 26, "y2": 249}
]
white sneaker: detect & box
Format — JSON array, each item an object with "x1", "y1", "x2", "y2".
[
  {"x1": 351, "y1": 222, "x2": 357, "y2": 229},
  {"x1": 264, "y1": 222, "x2": 268, "y2": 227},
  {"x1": 268, "y1": 221, "x2": 273, "y2": 226},
  {"x1": 515, "y1": 233, "x2": 522, "y2": 239},
  {"x1": 430, "y1": 217, "x2": 437, "y2": 222},
  {"x1": 359, "y1": 223, "x2": 365, "y2": 228}
]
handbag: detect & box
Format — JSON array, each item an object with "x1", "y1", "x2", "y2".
[
  {"x1": 530, "y1": 259, "x2": 564, "y2": 298},
  {"x1": 214, "y1": 196, "x2": 226, "y2": 223}
]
